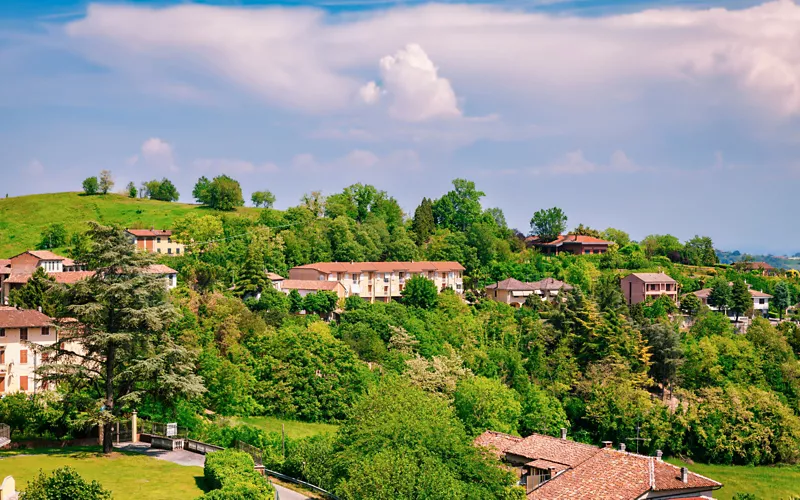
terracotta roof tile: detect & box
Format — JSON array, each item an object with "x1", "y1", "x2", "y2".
[
  {"x1": 474, "y1": 431, "x2": 523, "y2": 459},
  {"x1": 486, "y1": 278, "x2": 532, "y2": 291},
  {"x1": 26, "y1": 250, "x2": 67, "y2": 261},
  {"x1": 626, "y1": 272, "x2": 676, "y2": 284},
  {"x1": 143, "y1": 264, "x2": 178, "y2": 274},
  {"x1": 526, "y1": 234, "x2": 612, "y2": 247},
  {"x1": 266, "y1": 272, "x2": 285, "y2": 281},
  {"x1": 4, "y1": 271, "x2": 95, "y2": 285},
  {"x1": 506, "y1": 433, "x2": 600, "y2": 467},
  {"x1": 693, "y1": 287, "x2": 772, "y2": 299},
  {"x1": 291, "y1": 261, "x2": 465, "y2": 274},
  {"x1": 486, "y1": 277, "x2": 573, "y2": 292},
  {"x1": 0, "y1": 307, "x2": 53, "y2": 328},
  {"x1": 126, "y1": 229, "x2": 173, "y2": 237},
  {"x1": 281, "y1": 280, "x2": 343, "y2": 291}
]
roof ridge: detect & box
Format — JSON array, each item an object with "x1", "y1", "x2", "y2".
[{"x1": 655, "y1": 459, "x2": 722, "y2": 486}]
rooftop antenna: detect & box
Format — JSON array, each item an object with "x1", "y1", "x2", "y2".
[{"x1": 626, "y1": 421, "x2": 650, "y2": 454}]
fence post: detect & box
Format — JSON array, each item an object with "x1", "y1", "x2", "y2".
[{"x1": 131, "y1": 410, "x2": 138, "y2": 443}]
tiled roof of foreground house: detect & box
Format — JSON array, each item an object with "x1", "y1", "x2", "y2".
[
  {"x1": 486, "y1": 277, "x2": 573, "y2": 292},
  {"x1": 4, "y1": 271, "x2": 96, "y2": 285},
  {"x1": 628, "y1": 272, "x2": 677, "y2": 283},
  {"x1": 291, "y1": 261, "x2": 465, "y2": 273},
  {"x1": 0, "y1": 306, "x2": 53, "y2": 328},
  {"x1": 474, "y1": 431, "x2": 721, "y2": 500}
]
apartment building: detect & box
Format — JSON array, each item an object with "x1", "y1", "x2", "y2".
[
  {"x1": 0, "y1": 306, "x2": 56, "y2": 394},
  {"x1": 125, "y1": 229, "x2": 185, "y2": 256},
  {"x1": 288, "y1": 261, "x2": 465, "y2": 302},
  {"x1": 621, "y1": 272, "x2": 679, "y2": 305}
]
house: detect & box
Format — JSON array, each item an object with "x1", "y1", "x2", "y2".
[
  {"x1": 0, "y1": 306, "x2": 57, "y2": 394},
  {"x1": 1, "y1": 251, "x2": 178, "y2": 304},
  {"x1": 287, "y1": 261, "x2": 465, "y2": 303},
  {"x1": 740, "y1": 261, "x2": 778, "y2": 276},
  {"x1": 279, "y1": 279, "x2": 347, "y2": 300},
  {"x1": 621, "y1": 273, "x2": 679, "y2": 305},
  {"x1": 693, "y1": 285, "x2": 772, "y2": 318},
  {"x1": 1, "y1": 251, "x2": 93, "y2": 305},
  {"x1": 526, "y1": 235, "x2": 612, "y2": 255},
  {"x1": 485, "y1": 277, "x2": 573, "y2": 307},
  {"x1": 266, "y1": 273, "x2": 285, "y2": 292},
  {"x1": 125, "y1": 229, "x2": 185, "y2": 256},
  {"x1": 475, "y1": 430, "x2": 721, "y2": 500}
]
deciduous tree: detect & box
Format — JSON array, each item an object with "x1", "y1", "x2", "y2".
[
  {"x1": 530, "y1": 207, "x2": 567, "y2": 241},
  {"x1": 708, "y1": 278, "x2": 732, "y2": 314},
  {"x1": 251, "y1": 190, "x2": 276, "y2": 208},
  {"x1": 401, "y1": 275, "x2": 438, "y2": 309},
  {"x1": 730, "y1": 279, "x2": 752, "y2": 322},
  {"x1": 98, "y1": 170, "x2": 114, "y2": 195},
  {"x1": 82, "y1": 177, "x2": 98, "y2": 195},
  {"x1": 773, "y1": 281, "x2": 791, "y2": 320},
  {"x1": 38, "y1": 223, "x2": 67, "y2": 250}
]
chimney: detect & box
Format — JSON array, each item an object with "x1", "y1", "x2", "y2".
[
  {"x1": 619, "y1": 443, "x2": 626, "y2": 452},
  {"x1": 602, "y1": 441, "x2": 612, "y2": 449},
  {"x1": 680, "y1": 467, "x2": 688, "y2": 484},
  {"x1": 656, "y1": 450, "x2": 663, "y2": 461},
  {"x1": 560, "y1": 428, "x2": 567, "y2": 440},
  {"x1": 38, "y1": 306, "x2": 42, "y2": 313}
]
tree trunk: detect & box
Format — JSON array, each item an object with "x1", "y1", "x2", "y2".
[{"x1": 103, "y1": 345, "x2": 116, "y2": 454}]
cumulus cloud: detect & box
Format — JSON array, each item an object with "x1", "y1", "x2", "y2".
[
  {"x1": 138, "y1": 137, "x2": 176, "y2": 171},
  {"x1": 63, "y1": 1, "x2": 800, "y2": 116},
  {"x1": 291, "y1": 149, "x2": 418, "y2": 172},
  {"x1": 531, "y1": 150, "x2": 643, "y2": 176},
  {"x1": 360, "y1": 44, "x2": 461, "y2": 121}
]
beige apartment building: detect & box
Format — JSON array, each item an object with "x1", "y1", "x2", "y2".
[
  {"x1": 0, "y1": 306, "x2": 57, "y2": 394},
  {"x1": 621, "y1": 272, "x2": 679, "y2": 305},
  {"x1": 125, "y1": 229, "x2": 185, "y2": 256},
  {"x1": 288, "y1": 261, "x2": 465, "y2": 302}
]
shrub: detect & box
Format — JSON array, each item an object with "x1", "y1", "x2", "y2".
[
  {"x1": 20, "y1": 466, "x2": 111, "y2": 500},
  {"x1": 202, "y1": 449, "x2": 274, "y2": 499}
]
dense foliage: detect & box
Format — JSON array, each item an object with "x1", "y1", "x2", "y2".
[
  {"x1": 20, "y1": 466, "x2": 111, "y2": 500},
  {"x1": 202, "y1": 449, "x2": 274, "y2": 499}
]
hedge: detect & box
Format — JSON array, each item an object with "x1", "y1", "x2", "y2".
[{"x1": 201, "y1": 449, "x2": 274, "y2": 499}]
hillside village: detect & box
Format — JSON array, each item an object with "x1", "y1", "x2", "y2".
[{"x1": 0, "y1": 176, "x2": 800, "y2": 500}]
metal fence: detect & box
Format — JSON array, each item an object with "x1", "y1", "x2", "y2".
[
  {"x1": 140, "y1": 420, "x2": 185, "y2": 439},
  {"x1": 0, "y1": 424, "x2": 10, "y2": 445},
  {"x1": 185, "y1": 439, "x2": 224, "y2": 455},
  {"x1": 236, "y1": 440, "x2": 264, "y2": 466}
]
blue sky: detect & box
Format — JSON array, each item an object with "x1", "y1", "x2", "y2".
[{"x1": 2, "y1": 0, "x2": 799, "y2": 254}]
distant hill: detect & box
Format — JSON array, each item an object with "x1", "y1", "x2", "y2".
[
  {"x1": 716, "y1": 249, "x2": 800, "y2": 271},
  {"x1": 0, "y1": 192, "x2": 257, "y2": 258}
]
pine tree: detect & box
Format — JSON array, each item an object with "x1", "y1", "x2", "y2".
[
  {"x1": 730, "y1": 279, "x2": 752, "y2": 322},
  {"x1": 40, "y1": 223, "x2": 204, "y2": 454},
  {"x1": 236, "y1": 242, "x2": 268, "y2": 299},
  {"x1": 411, "y1": 198, "x2": 435, "y2": 245},
  {"x1": 773, "y1": 281, "x2": 791, "y2": 320}
]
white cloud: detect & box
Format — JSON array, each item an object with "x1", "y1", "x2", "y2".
[
  {"x1": 360, "y1": 44, "x2": 461, "y2": 121},
  {"x1": 531, "y1": 150, "x2": 642, "y2": 176},
  {"x1": 291, "y1": 149, "x2": 418, "y2": 172},
  {"x1": 140, "y1": 137, "x2": 176, "y2": 171},
  {"x1": 193, "y1": 158, "x2": 279, "y2": 174},
  {"x1": 342, "y1": 149, "x2": 379, "y2": 168},
  {"x1": 63, "y1": 1, "x2": 800, "y2": 116}
]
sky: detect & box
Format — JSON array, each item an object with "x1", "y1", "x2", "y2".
[{"x1": 2, "y1": 0, "x2": 799, "y2": 254}]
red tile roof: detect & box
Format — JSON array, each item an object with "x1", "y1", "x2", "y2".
[
  {"x1": 474, "y1": 430, "x2": 523, "y2": 459},
  {"x1": 4, "y1": 271, "x2": 95, "y2": 285},
  {"x1": 693, "y1": 287, "x2": 772, "y2": 299},
  {"x1": 0, "y1": 260, "x2": 10, "y2": 274},
  {"x1": 126, "y1": 229, "x2": 173, "y2": 237},
  {"x1": 485, "y1": 278, "x2": 530, "y2": 291},
  {"x1": 626, "y1": 272, "x2": 677, "y2": 284},
  {"x1": 486, "y1": 277, "x2": 573, "y2": 292},
  {"x1": 143, "y1": 264, "x2": 178, "y2": 274},
  {"x1": 27, "y1": 250, "x2": 67, "y2": 261},
  {"x1": 526, "y1": 234, "x2": 612, "y2": 247},
  {"x1": 505, "y1": 432, "x2": 600, "y2": 467},
  {"x1": 0, "y1": 306, "x2": 53, "y2": 328},
  {"x1": 291, "y1": 261, "x2": 465, "y2": 274},
  {"x1": 280, "y1": 279, "x2": 343, "y2": 292},
  {"x1": 266, "y1": 272, "x2": 285, "y2": 281},
  {"x1": 525, "y1": 459, "x2": 570, "y2": 474},
  {"x1": 529, "y1": 449, "x2": 721, "y2": 500},
  {"x1": 744, "y1": 261, "x2": 774, "y2": 270}
]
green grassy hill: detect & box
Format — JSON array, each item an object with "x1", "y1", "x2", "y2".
[{"x1": 0, "y1": 192, "x2": 257, "y2": 258}]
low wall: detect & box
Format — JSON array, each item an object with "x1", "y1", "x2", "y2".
[
  {"x1": 185, "y1": 439, "x2": 223, "y2": 455},
  {"x1": 257, "y1": 466, "x2": 340, "y2": 500},
  {"x1": 151, "y1": 436, "x2": 184, "y2": 451}
]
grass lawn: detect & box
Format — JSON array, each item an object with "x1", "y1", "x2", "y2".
[
  {"x1": 0, "y1": 192, "x2": 257, "y2": 258},
  {"x1": 668, "y1": 458, "x2": 800, "y2": 500},
  {"x1": 0, "y1": 447, "x2": 206, "y2": 500},
  {"x1": 233, "y1": 416, "x2": 339, "y2": 440}
]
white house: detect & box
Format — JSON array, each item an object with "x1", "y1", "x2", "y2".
[{"x1": 693, "y1": 285, "x2": 772, "y2": 318}]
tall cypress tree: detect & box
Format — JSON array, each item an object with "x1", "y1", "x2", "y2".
[
  {"x1": 411, "y1": 198, "x2": 435, "y2": 246},
  {"x1": 42, "y1": 223, "x2": 204, "y2": 454}
]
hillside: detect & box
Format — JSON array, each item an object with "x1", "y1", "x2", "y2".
[{"x1": 0, "y1": 192, "x2": 257, "y2": 258}]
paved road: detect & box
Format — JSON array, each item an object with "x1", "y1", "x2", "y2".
[{"x1": 115, "y1": 443, "x2": 311, "y2": 500}]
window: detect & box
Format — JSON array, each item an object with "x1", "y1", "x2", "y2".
[
  {"x1": 352, "y1": 274, "x2": 359, "y2": 283},
  {"x1": 167, "y1": 248, "x2": 172, "y2": 254},
  {"x1": 156, "y1": 237, "x2": 161, "y2": 243},
  {"x1": 168, "y1": 237, "x2": 172, "y2": 243},
  {"x1": 176, "y1": 248, "x2": 181, "y2": 255},
  {"x1": 20, "y1": 328, "x2": 28, "y2": 341},
  {"x1": 383, "y1": 273, "x2": 389, "y2": 283},
  {"x1": 759, "y1": 298, "x2": 766, "y2": 304},
  {"x1": 0, "y1": 350, "x2": 4, "y2": 364},
  {"x1": 399, "y1": 272, "x2": 405, "y2": 279},
  {"x1": 0, "y1": 328, "x2": 4, "y2": 337},
  {"x1": 20, "y1": 350, "x2": 28, "y2": 364},
  {"x1": 19, "y1": 376, "x2": 28, "y2": 392},
  {"x1": 0, "y1": 376, "x2": 4, "y2": 393},
  {"x1": 157, "y1": 248, "x2": 162, "y2": 253},
  {"x1": 42, "y1": 327, "x2": 50, "y2": 336},
  {"x1": 584, "y1": 249, "x2": 590, "y2": 254}
]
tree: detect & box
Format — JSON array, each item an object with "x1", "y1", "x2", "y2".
[
  {"x1": 41, "y1": 223, "x2": 204, "y2": 454},
  {"x1": 679, "y1": 293, "x2": 703, "y2": 316},
  {"x1": 773, "y1": 281, "x2": 791, "y2": 320},
  {"x1": 20, "y1": 466, "x2": 111, "y2": 500},
  {"x1": 300, "y1": 191, "x2": 325, "y2": 217},
  {"x1": 707, "y1": 278, "x2": 732, "y2": 314},
  {"x1": 82, "y1": 177, "x2": 98, "y2": 195},
  {"x1": 602, "y1": 227, "x2": 630, "y2": 247},
  {"x1": 38, "y1": 223, "x2": 67, "y2": 250},
  {"x1": 682, "y1": 235, "x2": 717, "y2": 266},
  {"x1": 126, "y1": 182, "x2": 137, "y2": 198},
  {"x1": 236, "y1": 243, "x2": 268, "y2": 299},
  {"x1": 519, "y1": 385, "x2": 568, "y2": 436},
  {"x1": 730, "y1": 279, "x2": 752, "y2": 322},
  {"x1": 152, "y1": 178, "x2": 179, "y2": 202},
  {"x1": 432, "y1": 179, "x2": 485, "y2": 232},
  {"x1": 641, "y1": 323, "x2": 683, "y2": 398},
  {"x1": 98, "y1": 170, "x2": 114, "y2": 195},
  {"x1": 454, "y1": 376, "x2": 522, "y2": 436},
  {"x1": 288, "y1": 289, "x2": 304, "y2": 313},
  {"x1": 530, "y1": 207, "x2": 567, "y2": 241},
  {"x1": 251, "y1": 190, "x2": 276, "y2": 208},
  {"x1": 401, "y1": 275, "x2": 438, "y2": 309},
  {"x1": 573, "y1": 223, "x2": 602, "y2": 238},
  {"x1": 411, "y1": 198, "x2": 435, "y2": 245},
  {"x1": 195, "y1": 175, "x2": 244, "y2": 211},
  {"x1": 7, "y1": 267, "x2": 59, "y2": 316}
]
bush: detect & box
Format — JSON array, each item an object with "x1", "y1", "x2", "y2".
[
  {"x1": 20, "y1": 466, "x2": 111, "y2": 500},
  {"x1": 202, "y1": 449, "x2": 274, "y2": 499},
  {"x1": 82, "y1": 177, "x2": 98, "y2": 195}
]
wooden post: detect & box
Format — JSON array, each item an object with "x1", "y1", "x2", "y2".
[
  {"x1": 131, "y1": 410, "x2": 138, "y2": 443},
  {"x1": 282, "y1": 424, "x2": 286, "y2": 458}
]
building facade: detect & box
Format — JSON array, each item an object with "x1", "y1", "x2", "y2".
[
  {"x1": 1, "y1": 251, "x2": 93, "y2": 305},
  {"x1": 288, "y1": 261, "x2": 465, "y2": 303},
  {"x1": 485, "y1": 277, "x2": 573, "y2": 307},
  {"x1": 125, "y1": 229, "x2": 185, "y2": 256},
  {"x1": 0, "y1": 307, "x2": 56, "y2": 394},
  {"x1": 621, "y1": 273, "x2": 679, "y2": 305},
  {"x1": 693, "y1": 286, "x2": 772, "y2": 317}
]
